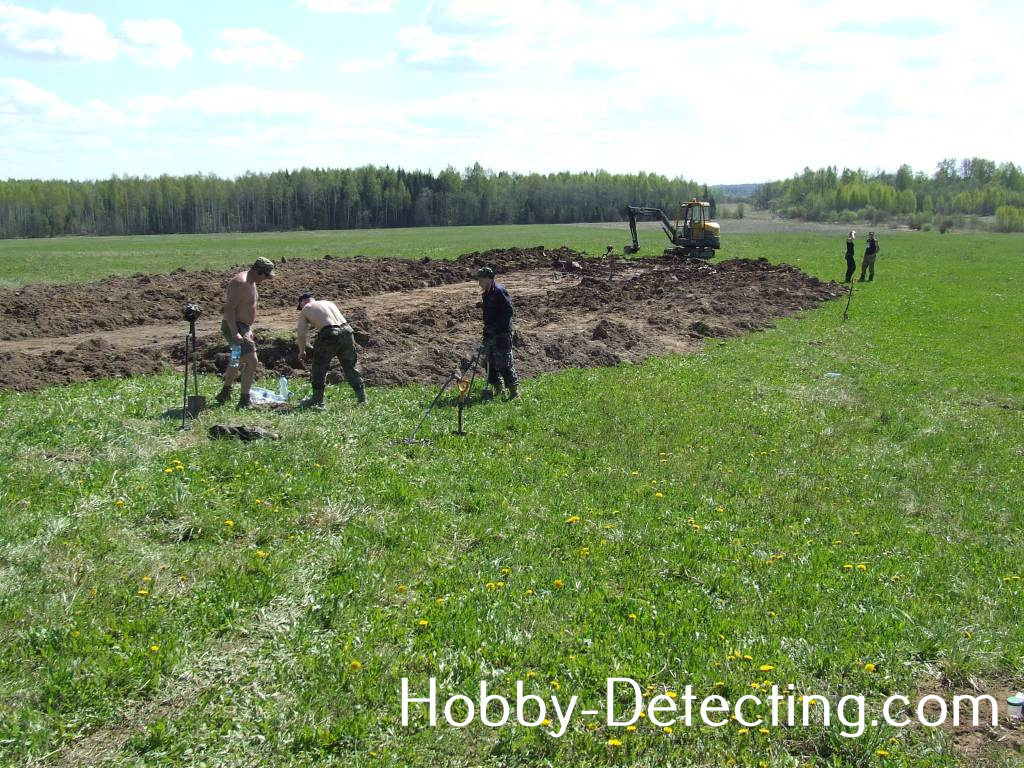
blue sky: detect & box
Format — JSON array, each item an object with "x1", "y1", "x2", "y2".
[{"x1": 1, "y1": 0, "x2": 1021, "y2": 183}]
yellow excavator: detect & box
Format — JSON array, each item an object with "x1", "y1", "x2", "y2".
[{"x1": 623, "y1": 199, "x2": 721, "y2": 258}]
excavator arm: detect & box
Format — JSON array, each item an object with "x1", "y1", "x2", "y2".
[{"x1": 624, "y1": 206, "x2": 677, "y2": 255}]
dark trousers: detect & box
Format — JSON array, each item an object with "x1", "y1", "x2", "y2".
[
  {"x1": 860, "y1": 253, "x2": 876, "y2": 281},
  {"x1": 844, "y1": 255, "x2": 856, "y2": 283},
  {"x1": 311, "y1": 325, "x2": 364, "y2": 394},
  {"x1": 485, "y1": 331, "x2": 518, "y2": 389}
]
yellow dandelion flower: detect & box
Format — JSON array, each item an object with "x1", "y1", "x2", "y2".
[
  {"x1": 566, "y1": 515, "x2": 581, "y2": 524},
  {"x1": 397, "y1": 584, "x2": 408, "y2": 593},
  {"x1": 630, "y1": 471, "x2": 639, "y2": 476},
  {"x1": 435, "y1": 597, "x2": 445, "y2": 605},
  {"x1": 417, "y1": 619, "x2": 429, "y2": 628},
  {"x1": 164, "y1": 468, "x2": 173, "y2": 474},
  {"x1": 876, "y1": 749, "x2": 889, "y2": 756},
  {"x1": 350, "y1": 660, "x2": 362, "y2": 671},
  {"x1": 628, "y1": 613, "x2": 637, "y2": 621},
  {"x1": 714, "y1": 681, "x2": 725, "y2": 688},
  {"x1": 655, "y1": 492, "x2": 664, "y2": 498},
  {"x1": 142, "y1": 575, "x2": 151, "y2": 582},
  {"x1": 526, "y1": 670, "x2": 536, "y2": 678},
  {"x1": 550, "y1": 680, "x2": 560, "y2": 690},
  {"x1": 485, "y1": 582, "x2": 498, "y2": 591},
  {"x1": 115, "y1": 498, "x2": 125, "y2": 507},
  {"x1": 856, "y1": 563, "x2": 868, "y2": 571},
  {"x1": 553, "y1": 579, "x2": 564, "y2": 589},
  {"x1": 637, "y1": 711, "x2": 646, "y2": 718},
  {"x1": 578, "y1": 547, "x2": 590, "y2": 557},
  {"x1": 501, "y1": 567, "x2": 511, "y2": 575},
  {"x1": 743, "y1": 654, "x2": 753, "y2": 661},
  {"x1": 842, "y1": 563, "x2": 853, "y2": 570},
  {"x1": 542, "y1": 718, "x2": 551, "y2": 727},
  {"x1": 759, "y1": 664, "x2": 775, "y2": 672},
  {"x1": 224, "y1": 519, "x2": 234, "y2": 527},
  {"x1": 626, "y1": 725, "x2": 637, "y2": 732},
  {"x1": 137, "y1": 589, "x2": 149, "y2": 596},
  {"x1": 863, "y1": 663, "x2": 876, "y2": 673},
  {"x1": 716, "y1": 506, "x2": 725, "y2": 513},
  {"x1": 737, "y1": 727, "x2": 749, "y2": 735},
  {"x1": 663, "y1": 726, "x2": 673, "y2": 734},
  {"x1": 758, "y1": 727, "x2": 770, "y2": 734},
  {"x1": 524, "y1": 588, "x2": 534, "y2": 596},
  {"x1": 150, "y1": 644, "x2": 159, "y2": 652},
  {"x1": 256, "y1": 549, "x2": 267, "y2": 558}
]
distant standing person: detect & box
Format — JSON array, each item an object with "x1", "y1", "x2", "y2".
[
  {"x1": 859, "y1": 231, "x2": 880, "y2": 282},
  {"x1": 476, "y1": 266, "x2": 519, "y2": 400},
  {"x1": 295, "y1": 293, "x2": 366, "y2": 408},
  {"x1": 843, "y1": 230, "x2": 857, "y2": 283},
  {"x1": 216, "y1": 257, "x2": 275, "y2": 409}
]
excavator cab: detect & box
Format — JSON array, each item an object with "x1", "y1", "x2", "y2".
[{"x1": 624, "y1": 198, "x2": 721, "y2": 258}]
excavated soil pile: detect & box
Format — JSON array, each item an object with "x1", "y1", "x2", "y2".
[{"x1": 0, "y1": 248, "x2": 843, "y2": 392}]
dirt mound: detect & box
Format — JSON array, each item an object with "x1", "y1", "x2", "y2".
[
  {"x1": 0, "y1": 250, "x2": 844, "y2": 392},
  {"x1": 0, "y1": 247, "x2": 575, "y2": 341}
]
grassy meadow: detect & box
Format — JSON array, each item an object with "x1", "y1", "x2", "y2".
[{"x1": 0, "y1": 227, "x2": 1022, "y2": 767}]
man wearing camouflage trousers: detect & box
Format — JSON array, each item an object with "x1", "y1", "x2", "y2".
[
  {"x1": 476, "y1": 266, "x2": 519, "y2": 400},
  {"x1": 295, "y1": 292, "x2": 366, "y2": 408}
]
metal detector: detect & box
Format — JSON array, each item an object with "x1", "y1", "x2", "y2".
[
  {"x1": 401, "y1": 345, "x2": 485, "y2": 444},
  {"x1": 180, "y1": 303, "x2": 205, "y2": 430},
  {"x1": 842, "y1": 280, "x2": 855, "y2": 322}
]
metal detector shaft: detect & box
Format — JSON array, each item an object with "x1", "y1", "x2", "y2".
[
  {"x1": 406, "y1": 372, "x2": 458, "y2": 442},
  {"x1": 842, "y1": 281, "x2": 854, "y2": 321}
]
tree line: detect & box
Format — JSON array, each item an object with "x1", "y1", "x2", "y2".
[
  {"x1": 0, "y1": 164, "x2": 711, "y2": 239},
  {"x1": 752, "y1": 158, "x2": 1024, "y2": 231}
]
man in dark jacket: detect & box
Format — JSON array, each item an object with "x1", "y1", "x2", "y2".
[
  {"x1": 476, "y1": 266, "x2": 519, "y2": 400},
  {"x1": 859, "y1": 231, "x2": 880, "y2": 282},
  {"x1": 843, "y1": 230, "x2": 857, "y2": 283}
]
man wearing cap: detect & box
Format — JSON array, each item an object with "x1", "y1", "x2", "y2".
[
  {"x1": 859, "y1": 231, "x2": 880, "y2": 282},
  {"x1": 215, "y1": 257, "x2": 275, "y2": 409},
  {"x1": 476, "y1": 266, "x2": 519, "y2": 400},
  {"x1": 295, "y1": 293, "x2": 366, "y2": 408}
]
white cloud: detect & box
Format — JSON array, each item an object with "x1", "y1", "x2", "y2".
[
  {"x1": 212, "y1": 28, "x2": 304, "y2": 71},
  {"x1": 298, "y1": 0, "x2": 395, "y2": 13},
  {"x1": 0, "y1": 3, "x2": 189, "y2": 67},
  {"x1": 0, "y1": 77, "x2": 122, "y2": 131},
  {"x1": 0, "y1": 2, "x2": 117, "y2": 61},
  {"x1": 119, "y1": 19, "x2": 191, "y2": 68}
]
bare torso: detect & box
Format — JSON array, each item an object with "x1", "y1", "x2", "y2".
[
  {"x1": 300, "y1": 300, "x2": 346, "y2": 332},
  {"x1": 225, "y1": 271, "x2": 258, "y2": 326}
]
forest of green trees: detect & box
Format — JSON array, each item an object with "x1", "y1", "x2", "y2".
[
  {"x1": 753, "y1": 158, "x2": 1024, "y2": 231},
  {"x1": 3, "y1": 157, "x2": 1023, "y2": 239},
  {"x1": 0, "y1": 165, "x2": 709, "y2": 239}
]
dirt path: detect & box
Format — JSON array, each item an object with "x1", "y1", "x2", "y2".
[{"x1": 0, "y1": 248, "x2": 844, "y2": 391}]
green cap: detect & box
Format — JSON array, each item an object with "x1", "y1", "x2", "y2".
[{"x1": 252, "y1": 257, "x2": 275, "y2": 275}]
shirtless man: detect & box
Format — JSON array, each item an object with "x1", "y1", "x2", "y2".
[
  {"x1": 295, "y1": 292, "x2": 366, "y2": 408},
  {"x1": 215, "y1": 257, "x2": 275, "y2": 409}
]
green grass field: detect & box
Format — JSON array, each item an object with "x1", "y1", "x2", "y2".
[{"x1": 0, "y1": 227, "x2": 1022, "y2": 767}]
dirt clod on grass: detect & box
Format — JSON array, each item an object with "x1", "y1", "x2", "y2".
[{"x1": 0, "y1": 247, "x2": 844, "y2": 392}]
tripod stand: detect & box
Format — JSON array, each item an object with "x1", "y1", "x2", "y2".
[{"x1": 180, "y1": 317, "x2": 204, "y2": 429}]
